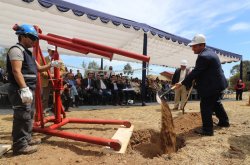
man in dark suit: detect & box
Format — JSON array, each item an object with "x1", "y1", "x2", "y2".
[
  {"x1": 109, "y1": 75, "x2": 124, "y2": 105},
  {"x1": 95, "y1": 73, "x2": 111, "y2": 105},
  {"x1": 175, "y1": 34, "x2": 229, "y2": 136},
  {"x1": 81, "y1": 71, "x2": 98, "y2": 105},
  {"x1": 171, "y1": 59, "x2": 190, "y2": 110}
]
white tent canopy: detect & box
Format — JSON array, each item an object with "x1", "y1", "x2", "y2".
[{"x1": 0, "y1": 0, "x2": 242, "y2": 68}]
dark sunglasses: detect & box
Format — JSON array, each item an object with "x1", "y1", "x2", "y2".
[{"x1": 26, "y1": 34, "x2": 38, "y2": 41}]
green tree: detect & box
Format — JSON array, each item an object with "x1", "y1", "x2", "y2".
[
  {"x1": 123, "y1": 63, "x2": 133, "y2": 75},
  {"x1": 82, "y1": 61, "x2": 87, "y2": 69},
  {"x1": 229, "y1": 60, "x2": 250, "y2": 90},
  {"x1": 87, "y1": 60, "x2": 99, "y2": 70},
  {"x1": 83, "y1": 60, "x2": 100, "y2": 77}
]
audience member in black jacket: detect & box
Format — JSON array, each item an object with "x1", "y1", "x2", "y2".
[
  {"x1": 109, "y1": 75, "x2": 124, "y2": 105},
  {"x1": 81, "y1": 71, "x2": 98, "y2": 105},
  {"x1": 95, "y1": 73, "x2": 112, "y2": 105}
]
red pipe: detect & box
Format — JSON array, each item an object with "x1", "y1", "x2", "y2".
[
  {"x1": 48, "y1": 118, "x2": 70, "y2": 130},
  {"x1": 47, "y1": 33, "x2": 73, "y2": 42},
  {"x1": 34, "y1": 116, "x2": 55, "y2": 127},
  {"x1": 47, "y1": 41, "x2": 89, "y2": 55},
  {"x1": 68, "y1": 118, "x2": 131, "y2": 128},
  {"x1": 33, "y1": 128, "x2": 121, "y2": 151},
  {"x1": 39, "y1": 34, "x2": 113, "y2": 60},
  {"x1": 47, "y1": 33, "x2": 90, "y2": 56},
  {"x1": 33, "y1": 41, "x2": 45, "y2": 128},
  {"x1": 43, "y1": 116, "x2": 56, "y2": 124},
  {"x1": 39, "y1": 34, "x2": 88, "y2": 55},
  {"x1": 52, "y1": 50, "x2": 63, "y2": 124},
  {"x1": 72, "y1": 38, "x2": 150, "y2": 62}
]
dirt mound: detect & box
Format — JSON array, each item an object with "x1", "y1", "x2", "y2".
[
  {"x1": 174, "y1": 112, "x2": 202, "y2": 134},
  {"x1": 129, "y1": 129, "x2": 161, "y2": 158},
  {"x1": 129, "y1": 112, "x2": 201, "y2": 158}
]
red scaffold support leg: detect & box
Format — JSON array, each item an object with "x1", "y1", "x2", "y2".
[
  {"x1": 33, "y1": 39, "x2": 45, "y2": 127},
  {"x1": 33, "y1": 116, "x2": 55, "y2": 127},
  {"x1": 68, "y1": 118, "x2": 131, "y2": 128},
  {"x1": 33, "y1": 127, "x2": 122, "y2": 151}
]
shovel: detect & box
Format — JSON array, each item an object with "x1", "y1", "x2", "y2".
[
  {"x1": 181, "y1": 80, "x2": 195, "y2": 114},
  {"x1": 156, "y1": 85, "x2": 177, "y2": 104}
]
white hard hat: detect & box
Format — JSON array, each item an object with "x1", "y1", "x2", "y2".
[
  {"x1": 47, "y1": 45, "x2": 56, "y2": 51},
  {"x1": 180, "y1": 59, "x2": 187, "y2": 66},
  {"x1": 188, "y1": 34, "x2": 206, "y2": 46}
]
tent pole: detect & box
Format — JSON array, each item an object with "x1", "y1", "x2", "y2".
[
  {"x1": 101, "y1": 58, "x2": 103, "y2": 70},
  {"x1": 141, "y1": 33, "x2": 147, "y2": 106}
]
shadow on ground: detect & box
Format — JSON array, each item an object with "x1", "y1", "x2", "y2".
[{"x1": 222, "y1": 135, "x2": 250, "y2": 159}]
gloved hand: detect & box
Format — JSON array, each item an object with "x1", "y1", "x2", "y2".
[
  {"x1": 51, "y1": 60, "x2": 63, "y2": 68},
  {"x1": 20, "y1": 87, "x2": 33, "y2": 104}
]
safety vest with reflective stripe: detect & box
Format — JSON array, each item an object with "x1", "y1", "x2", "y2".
[{"x1": 7, "y1": 43, "x2": 37, "y2": 90}]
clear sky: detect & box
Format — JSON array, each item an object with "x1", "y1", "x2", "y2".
[{"x1": 61, "y1": 0, "x2": 250, "y2": 78}]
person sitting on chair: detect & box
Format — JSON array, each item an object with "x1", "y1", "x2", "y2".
[
  {"x1": 81, "y1": 71, "x2": 98, "y2": 105},
  {"x1": 95, "y1": 73, "x2": 111, "y2": 105}
]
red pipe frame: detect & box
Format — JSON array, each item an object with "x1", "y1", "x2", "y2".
[
  {"x1": 32, "y1": 31, "x2": 152, "y2": 151},
  {"x1": 72, "y1": 38, "x2": 150, "y2": 62},
  {"x1": 39, "y1": 34, "x2": 113, "y2": 60}
]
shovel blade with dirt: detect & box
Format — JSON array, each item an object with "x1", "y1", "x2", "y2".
[
  {"x1": 156, "y1": 85, "x2": 176, "y2": 104},
  {"x1": 157, "y1": 81, "x2": 195, "y2": 114}
]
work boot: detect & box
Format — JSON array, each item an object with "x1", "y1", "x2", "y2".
[
  {"x1": 217, "y1": 122, "x2": 230, "y2": 127},
  {"x1": 28, "y1": 139, "x2": 41, "y2": 146},
  {"x1": 13, "y1": 145, "x2": 38, "y2": 155},
  {"x1": 194, "y1": 129, "x2": 214, "y2": 136}
]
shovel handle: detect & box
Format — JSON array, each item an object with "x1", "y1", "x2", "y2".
[
  {"x1": 160, "y1": 85, "x2": 177, "y2": 98},
  {"x1": 182, "y1": 80, "x2": 195, "y2": 113}
]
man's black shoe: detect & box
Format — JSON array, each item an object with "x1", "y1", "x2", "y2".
[
  {"x1": 217, "y1": 122, "x2": 230, "y2": 127},
  {"x1": 194, "y1": 129, "x2": 214, "y2": 136}
]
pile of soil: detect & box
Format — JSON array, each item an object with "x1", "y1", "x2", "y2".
[{"x1": 129, "y1": 112, "x2": 201, "y2": 158}]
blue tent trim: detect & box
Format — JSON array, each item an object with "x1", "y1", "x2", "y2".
[{"x1": 24, "y1": 0, "x2": 242, "y2": 60}]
